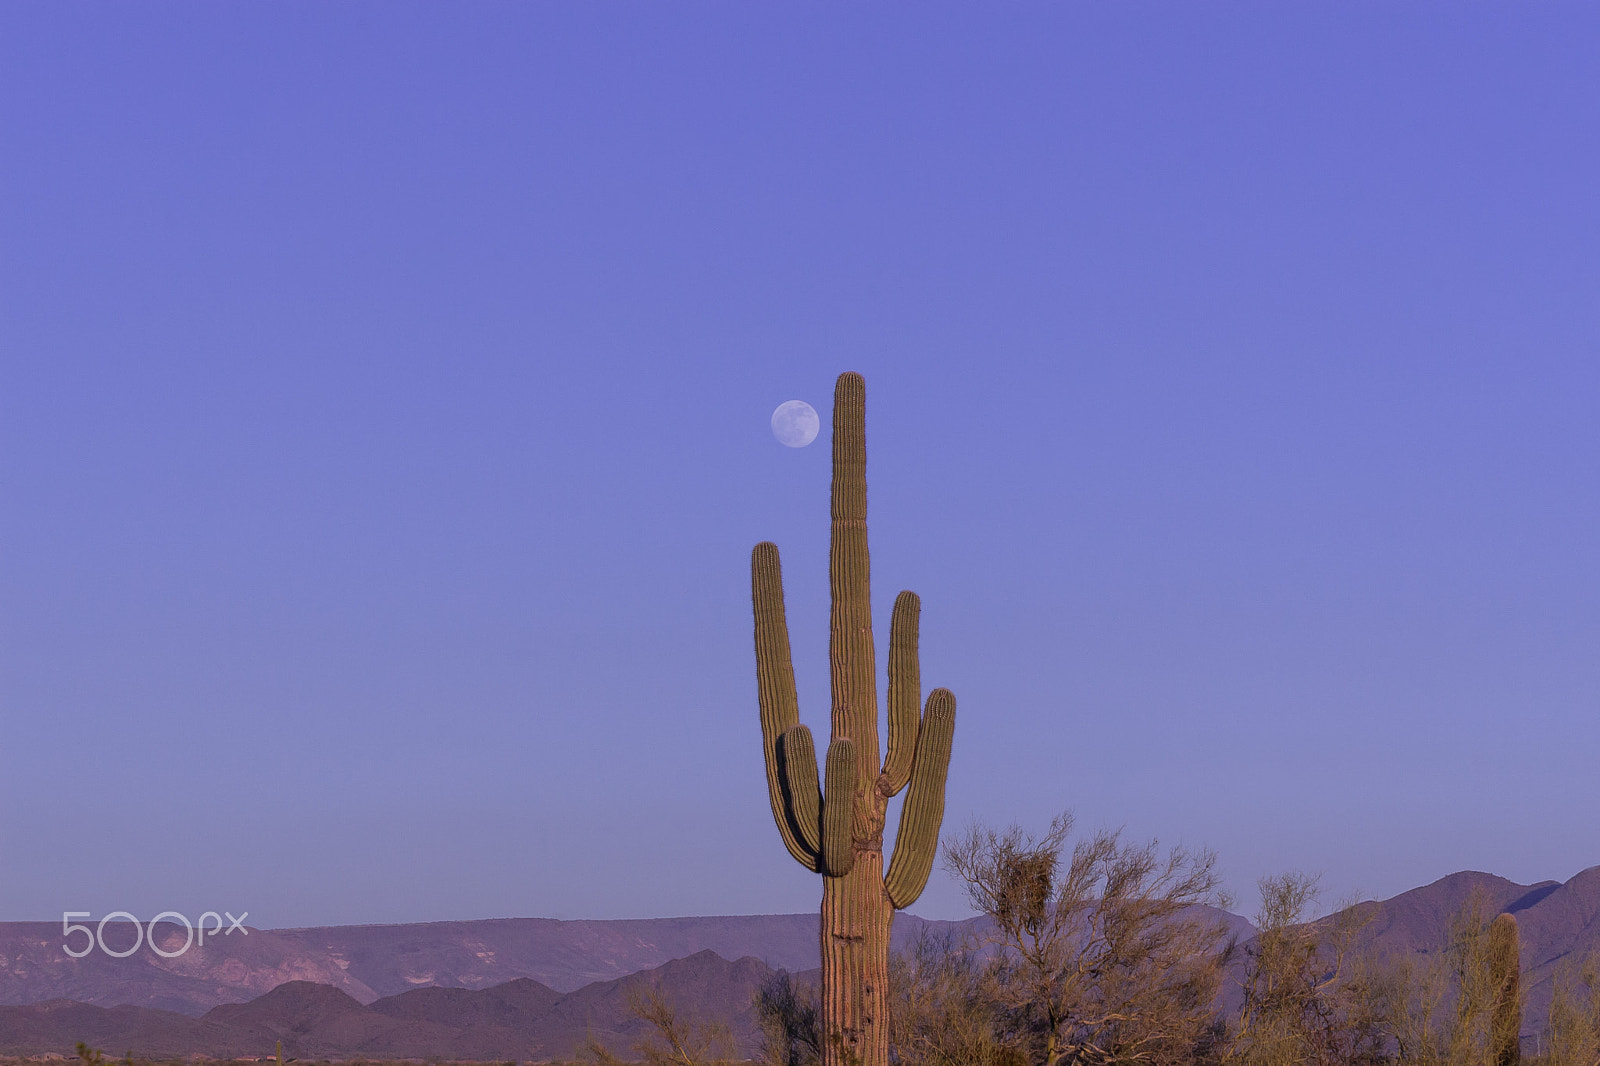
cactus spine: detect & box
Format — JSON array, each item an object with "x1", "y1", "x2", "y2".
[
  {"x1": 1489, "y1": 912, "x2": 1522, "y2": 1066},
  {"x1": 753, "y1": 372, "x2": 956, "y2": 1066}
]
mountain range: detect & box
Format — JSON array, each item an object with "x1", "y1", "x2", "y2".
[
  {"x1": 4, "y1": 866, "x2": 1600, "y2": 1058},
  {"x1": 0, "y1": 913, "x2": 978, "y2": 1015},
  {"x1": 0, "y1": 950, "x2": 774, "y2": 1060}
]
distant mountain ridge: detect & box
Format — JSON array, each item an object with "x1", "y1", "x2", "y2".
[
  {"x1": 6, "y1": 865, "x2": 1600, "y2": 1058},
  {"x1": 0, "y1": 913, "x2": 976, "y2": 1014},
  {"x1": 0, "y1": 950, "x2": 776, "y2": 1060}
]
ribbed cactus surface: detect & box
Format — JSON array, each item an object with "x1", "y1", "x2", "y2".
[
  {"x1": 752, "y1": 372, "x2": 956, "y2": 1066},
  {"x1": 1489, "y1": 911, "x2": 1522, "y2": 1066}
]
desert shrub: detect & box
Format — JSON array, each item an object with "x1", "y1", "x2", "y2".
[
  {"x1": 888, "y1": 930, "x2": 1022, "y2": 1066},
  {"x1": 943, "y1": 814, "x2": 1235, "y2": 1066},
  {"x1": 756, "y1": 971, "x2": 821, "y2": 1066},
  {"x1": 1227, "y1": 873, "x2": 1387, "y2": 1066},
  {"x1": 1536, "y1": 953, "x2": 1600, "y2": 1066},
  {"x1": 1365, "y1": 886, "x2": 1529, "y2": 1066},
  {"x1": 585, "y1": 986, "x2": 737, "y2": 1066}
]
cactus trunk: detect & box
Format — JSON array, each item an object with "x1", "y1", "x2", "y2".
[
  {"x1": 1490, "y1": 912, "x2": 1522, "y2": 1066},
  {"x1": 753, "y1": 372, "x2": 956, "y2": 1066},
  {"x1": 821, "y1": 852, "x2": 890, "y2": 1066}
]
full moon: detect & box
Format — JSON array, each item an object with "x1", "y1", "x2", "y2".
[{"x1": 771, "y1": 400, "x2": 820, "y2": 448}]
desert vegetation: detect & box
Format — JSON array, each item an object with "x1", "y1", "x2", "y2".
[
  {"x1": 586, "y1": 988, "x2": 738, "y2": 1066},
  {"x1": 744, "y1": 372, "x2": 1600, "y2": 1066},
  {"x1": 746, "y1": 815, "x2": 1600, "y2": 1066}
]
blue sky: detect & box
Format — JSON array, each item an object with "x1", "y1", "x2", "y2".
[{"x1": 3, "y1": 4, "x2": 1599, "y2": 927}]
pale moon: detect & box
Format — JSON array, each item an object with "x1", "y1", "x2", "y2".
[{"x1": 771, "y1": 400, "x2": 820, "y2": 448}]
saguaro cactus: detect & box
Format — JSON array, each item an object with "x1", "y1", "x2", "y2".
[
  {"x1": 1489, "y1": 912, "x2": 1522, "y2": 1066},
  {"x1": 752, "y1": 372, "x2": 956, "y2": 1066}
]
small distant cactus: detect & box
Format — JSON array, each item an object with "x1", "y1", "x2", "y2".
[
  {"x1": 1489, "y1": 912, "x2": 1522, "y2": 1066},
  {"x1": 752, "y1": 372, "x2": 956, "y2": 1066}
]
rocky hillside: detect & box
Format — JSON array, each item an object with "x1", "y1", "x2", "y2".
[{"x1": 0, "y1": 951, "x2": 775, "y2": 1060}]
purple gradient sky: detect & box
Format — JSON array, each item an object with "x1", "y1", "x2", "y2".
[{"x1": 3, "y1": 4, "x2": 1600, "y2": 927}]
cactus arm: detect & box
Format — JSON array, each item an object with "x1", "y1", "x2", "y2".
[
  {"x1": 823, "y1": 738, "x2": 859, "y2": 878},
  {"x1": 884, "y1": 688, "x2": 956, "y2": 909},
  {"x1": 828, "y1": 372, "x2": 879, "y2": 781},
  {"x1": 750, "y1": 373, "x2": 958, "y2": 1066},
  {"x1": 753, "y1": 541, "x2": 821, "y2": 871},
  {"x1": 779, "y1": 725, "x2": 823, "y2": 858},
  {"x1": 879, "y1": 590, "x2": 921, "y2": 797}
]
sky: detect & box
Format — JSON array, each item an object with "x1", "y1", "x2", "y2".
[{"x1": 3, "y1": 3, "x2": 1600, "y2": 929}]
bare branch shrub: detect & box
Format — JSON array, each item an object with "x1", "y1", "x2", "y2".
[
  {"x1": 1376, "y1": 886, "x2": 1526, "y2": 1066},
  {"x1": 888, "y1": 930, "x2": 1023, "y2": 1066},
  {"x1": 586, "y1": 985, "x2": 737, "y2": 1066},
  {"x1": 1539, "y1": 953, "x2": 1600, "y2": 1066},
  {"x1": 757, "y1": 971, "x2": 822, "y2": 1066},
  {"x1": 1228, "y1": 873, "x2": 1386, "y2": 1066},
  {"x1": 943, "y1": 813, "x2": 1234, "y2": 1066}
]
